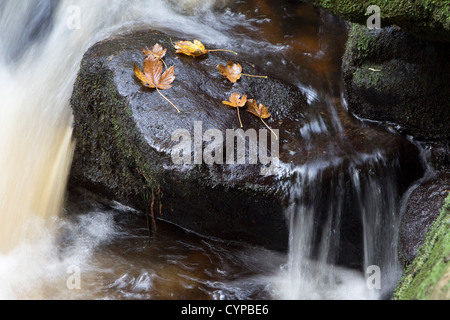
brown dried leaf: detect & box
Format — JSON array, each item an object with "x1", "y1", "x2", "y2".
[
  {"x1": 143, "y1": 43, "x2": 167, "y2": 61},
  {"x1": 134, "y1": 59, "x2": 175, "y2": 90},
  {"x1": 222, "y1": 92, "x2": 247, "y2": 108},
  {"x1": 173, "y1": 39, "x2": 238, "y2": 57},
  {"x1": 222, "y1": 93, "x2": 247, "y2": 128},
  {"x1": 246, "y1": 99, "x2": 278, "y2": 140},
  {"x1": 133, "y1": 59, "x2": 180, "y2": 113},
  {"x1": 218, "y1": 61, "x2": 268, "y2": 83},
  {"x1": 218, "y1": 61, "x2": 242, "y2": 83},
  {"x1": 246, "y1": 99, "x2": 271, "y2": 119}
]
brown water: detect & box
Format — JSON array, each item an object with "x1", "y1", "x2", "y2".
[
  {"x1": 0, "y1": 0, "x2": 400, "y2": 300},
  {"x1": 57, "y1": 189, "x2": 284, "y2": 300}
]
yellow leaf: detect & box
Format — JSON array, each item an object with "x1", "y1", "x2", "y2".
[{"x1": 173, "y1": 39, "x2": 238, "y2": 57}]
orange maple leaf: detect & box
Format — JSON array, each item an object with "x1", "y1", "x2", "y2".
[
  {"x1": 143, "y1": 43, "x2": 167, "y2": 61},
  {"x1": 173, "y1": 39, "x2": 237, "y2": 57},
  {"x1": 246, "y1": 99, "x2": 271, "y2": 119},
  {"x1": 218, "y1": 61, "x2": 268, "y2": 83},
  {"x1": 223, "y1": 92, "x2": 247, "y2": 128},
  {"x1": 246, "y1": 99, "x2": 278, "y2": 140},
  {"x1": 218, "y1": 61, "x2": 243, "y2": 83},
  {"x1": 133, "y1": 59, "x2": 180, "y2": 113}
]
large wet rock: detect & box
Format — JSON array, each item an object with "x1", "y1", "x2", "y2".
[
  {"x1": 302, "y1": 1, "x2": 450, "y2": 170},
  {"x1": 305, "y1": 0, "x2": 450, "y2": 42},
  {"x1": 69, "y1": 29, "x2": 424, "y2": 261},
  {"x1": 394, "y1": 191, "x2": 450, "y2": 300},
  {"x1": 342, "y1": 24, "x2": 450, "y2": 170},
  {"x1": 398, "y1": 172, "x2": 450, "y2": 267}
]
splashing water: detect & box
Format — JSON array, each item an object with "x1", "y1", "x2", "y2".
[
  {"x1": 0, "y1": 0, "x2": 242, "y2": 251},
  {"x1": 272, "y1": 152, "x2": 404, "y2": 300}
]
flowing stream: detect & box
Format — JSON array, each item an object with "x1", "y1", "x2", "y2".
[{"x1": 0, "y1": 0, "x2": 421, "y2": 300}]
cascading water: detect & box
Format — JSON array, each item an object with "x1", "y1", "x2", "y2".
[
  {"x1": 0, "y1": 0, "x2": 421, "y2": 300},
  {"x1": 0, "y1": 0, "x2": 235, "y2": 298},
  {"x1": 273, "y1": 151, "x2": 404, "y2": 300},
  {"x1": 0, "y1": 0, "x2": 74, "y2": 253},
  {"x1": 0, "y1": 0, "x2": 233, "y2": 253}
]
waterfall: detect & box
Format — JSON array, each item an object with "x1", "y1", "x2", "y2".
[
  {"x1": 0, "y1": 0, "x2": 74, "y2": 253},
  {"x1": 272, "y1": 150, "x2": 405, "y2": 300},
  {"x1": 0, "y1": 0, "x2": 230, "y2": 253}
]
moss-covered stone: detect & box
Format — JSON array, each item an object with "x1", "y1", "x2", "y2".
[
  {"x1": 398, "y1": 173, "x2": 450, "y2": 268},
  {"x1": 394, "y1": 192, "x2": 450, "y2": 299},
  {"x1": 306, "y1": 0, "x2": 450, "y2": 41},
  {"x1": 303, "y1": 1, "x2": 449, "y2": 295},
  {"x1": 69, "y1": 28, "x2": 424, "y2": 264},
  {"x1": 69, "y1": 29, "x2": 309, "y2": 251},
  {"x1": 342, "y1": 23, "x2": 450, "y2": 170},
  {"x1": 304, "y1": 1, "x2": 450, "y2": 171}
]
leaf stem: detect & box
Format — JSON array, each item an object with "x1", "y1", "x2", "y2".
[
  {"x1": 147, "y1": 55, "x2": 168, "y2": 70},
  {"x1": 170, "y1": 38, "x2": 177, "y2": 49},
  {"x1": 261, "y1": 118, "x2": 278, "y2": 140},
  {"x1": 161, "y1": 59, "x2": 168, "y2": 70},
  {"x1": 241, "y1": 73, "x2": 268, "y2": 79},
  {"x1": 237, "y1": 107, "x2": 243, "y2": 128},
  {"x1": 156, "y1": 88, "x2": 181, "y2": 113},
  {"x1": 208, "y1": 49, "x2": 238, "y2": 55},
  {"x1": 155, "y1": 55, "x2": 169, "y2": 70}
]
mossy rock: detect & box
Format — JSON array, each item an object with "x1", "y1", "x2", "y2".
[
  {"x1": 69, "y1": 30, "x2": 302, "y2": 251},
  {"x1": 306, "y1": 0, "x2": 450, "y2": 42},
  {"x1": 398, "y1": 172, "x2": 450, "y2": 267},
  {"x1": 394, "y1": 191, "x2": 450, "y2": 299},
  {"x1": 342, "y1": 23, "x2": 450, "y2": 170},
  {"x1": 69, "y1": 29, "x2": 424, "y2": 263},
  {"x1": 303, "y1": 1, "x2": 450, "y2": 169}
]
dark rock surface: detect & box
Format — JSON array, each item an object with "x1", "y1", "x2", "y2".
[
  {"x1": 305, "y1": 0, "x2": 450, "y2": 42},
  {"x1": 69, "y1": 29, "x2": 424, "y2": 264},
  {"x1": 342, "y1": 24, "x2": 450, "y2": 171},
  {"x1": 69, "y1": 30, "x2": 299, "y2": 251},
  {"x1": 399, "y1": 172, "x2": 450, "y2": 267}
]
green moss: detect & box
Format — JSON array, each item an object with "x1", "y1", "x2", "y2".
[
  {"x1": 307, "y1": 0, "x2": 450, "y2": 41},
  {"x1": 353, "y1": 65, "x2": 384, "y2": 88},
  {"x1": 343, "y1": 18, "x2": 450, "y2": 145},
  {"x1": 71, "y1": 57, "x2": 159, "y2": 203},
  {"x1": 393, "y1": 193, "x2": 450, "y2": 300},
  {"x1": 345, "y1": 23, "x2": 381, "y2": 67}
]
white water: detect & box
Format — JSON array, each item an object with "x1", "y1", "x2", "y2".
[
  {"x1": 0, "y1": 0, "x2": 238, "y2": 299},
  {"x1": 0, "y1": 0, "x2": 407, "y2": 300},
  {"x1": 272, "y1": 152, "x2": 404, "y2": 300}
]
